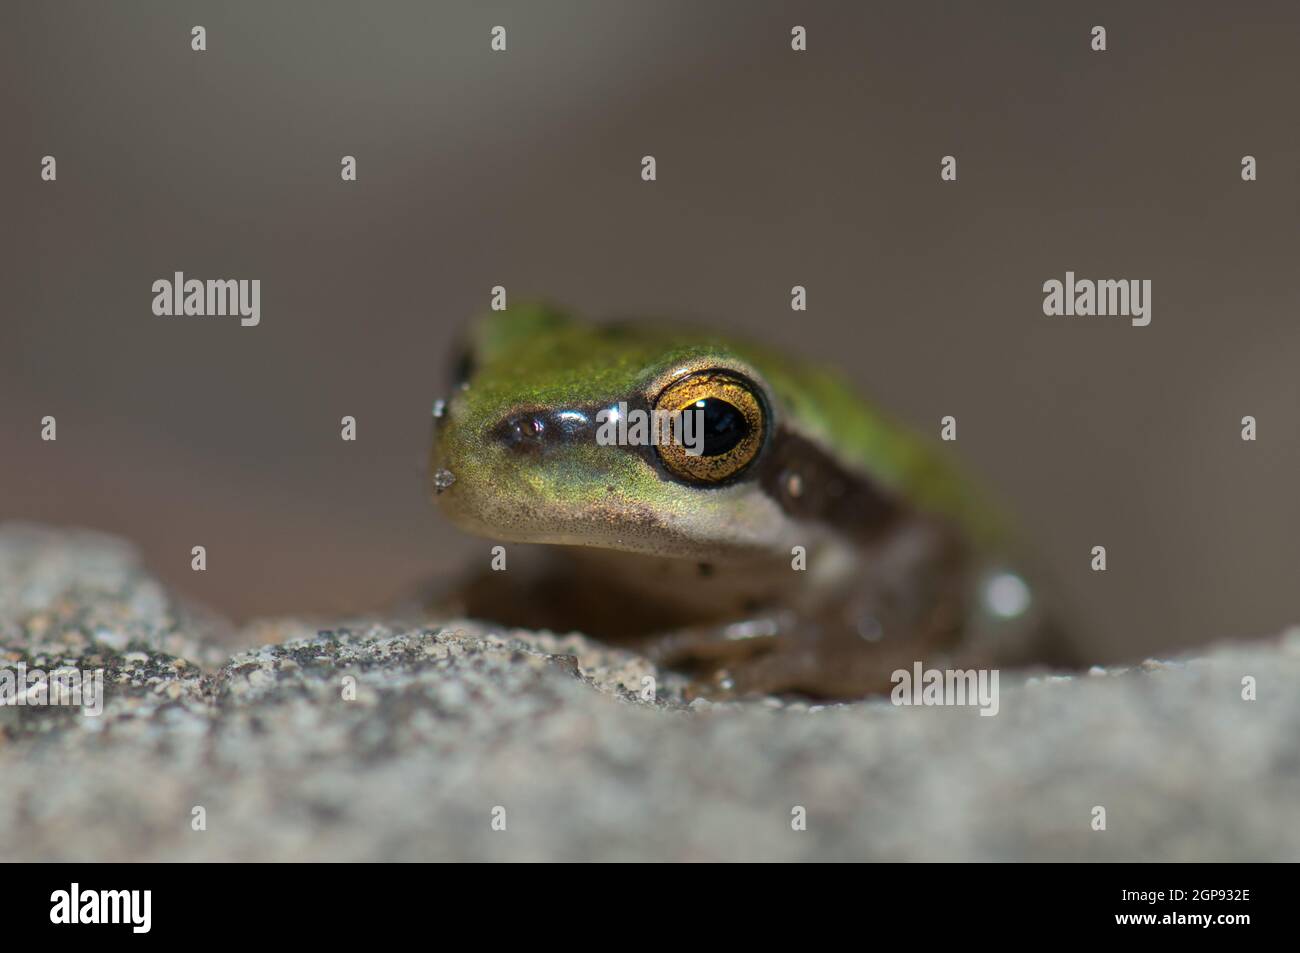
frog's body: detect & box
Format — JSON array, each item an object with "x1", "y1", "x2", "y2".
[{"x1": 430, "y1": 304, "x2": 1070, "y2": 698}]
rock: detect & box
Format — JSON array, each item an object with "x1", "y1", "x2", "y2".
[
  {"x1": 0, "y1": 523, "x2": 230, "y2": 667},
  {"x1": 1, "y1": 522, "x2": 1297, "y2": 861}
]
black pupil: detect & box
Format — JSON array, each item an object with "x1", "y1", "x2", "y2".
[{"x1": 695, "y1": 398, "x2": 748, "y2": 456}]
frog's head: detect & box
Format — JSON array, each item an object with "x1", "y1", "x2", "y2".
[{"x1": 430, "y1": 303, "x2": 815, "y2": 563}]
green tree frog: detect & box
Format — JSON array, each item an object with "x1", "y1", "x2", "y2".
[{"x1": 430, "y1": 304, "x2": 1071, "y2": 699}]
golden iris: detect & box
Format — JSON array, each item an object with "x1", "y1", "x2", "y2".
[{"x1": 653, "y1": 370, "x2": 766, "y2": 484}]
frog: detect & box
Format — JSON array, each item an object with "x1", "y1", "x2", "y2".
[{"x1": 428, "y1": 303, "x2": 1074, "y2": 699}]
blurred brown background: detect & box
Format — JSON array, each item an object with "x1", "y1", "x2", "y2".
[{"x1": 4, "y1": 1, "x2": 1298, "y2": 661}]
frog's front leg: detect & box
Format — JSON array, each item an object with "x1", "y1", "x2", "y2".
[
  {"x1": 647, "y1": 609, "x2": 972, "y2": 700},
  {"x1": 645, "y1": 518, "x2": 977, "y2": 700}
]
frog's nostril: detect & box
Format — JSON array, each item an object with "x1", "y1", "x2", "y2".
[{"x1": 494, "y1": 412, "x2": 548, "y2": 454}]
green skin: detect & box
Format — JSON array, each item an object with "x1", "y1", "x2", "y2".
[{"x1": 430, "y1": 304, "x2": 1065, "y2": 699}]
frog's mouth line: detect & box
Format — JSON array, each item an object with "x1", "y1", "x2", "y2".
[{"x1": 431, "y1": 458, "x2": 837, "y2": 573}]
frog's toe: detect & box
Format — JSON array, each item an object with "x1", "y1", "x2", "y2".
[
  {"x1": 688, "y1": 642, "x2": 925, "y2": 701},
  {"x1": 642, "y1": 613, "x2": 793, "y2": 667},
  {"x1": 686, "y1": 651, "x2": 824, "y2": 701}
]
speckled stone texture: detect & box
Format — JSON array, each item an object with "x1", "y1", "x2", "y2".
[{"x1": 1, "y1": 522, "x2": 1297, "y2": 861}]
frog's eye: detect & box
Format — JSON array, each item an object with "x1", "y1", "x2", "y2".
[{"x1": 653, "y1": 370, "x2": 767, "y2": 484}]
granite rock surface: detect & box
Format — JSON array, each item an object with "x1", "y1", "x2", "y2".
[{"x1": 1, "y1": 522, "x2": 1296, "y2": 861}]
